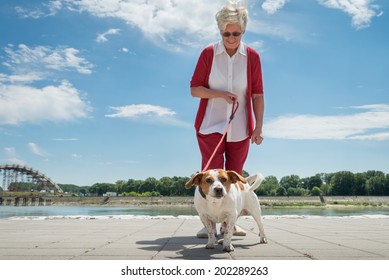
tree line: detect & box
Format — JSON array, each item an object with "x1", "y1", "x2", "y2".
[{"x1": 56, "y1": 170, "x2": 389, "y2": 197}]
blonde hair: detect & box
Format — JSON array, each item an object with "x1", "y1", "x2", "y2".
[{"x1": 215, "y1": 1, "x2": 248, "y2": 32}]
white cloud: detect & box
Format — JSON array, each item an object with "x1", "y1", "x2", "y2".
[
  {"x1": 0, "y1": 73, "x2": 43, "y2": 84},
  {"x1": 262, "y1": 0, "x2": 287, "y2": 14},
  {"x1": 28, "y1": 142, "x2": 48, "y2": 157},
  {"x1": 69, "y1": 0, "x2": 302, "y2": 47},
  {"x1": 4, "y1": 44, "x2": 93, "y2": 75},
  {"x1": 265, "y1": 104, "x2": 389, "y2": 140},
  {"x1": 349, "y1": 132, "x2": 389, "y2": 141},
  {"x1": 248, "y1": 40, "x2": 265, "y2": 52},
  {"x1": 15, "y1": 1, "x2": 62, "y2": 19},
  {"x1": 105, "y1": 104, "x2": 190, "y2": 127},
  {"x1": 13, "y1": 0, "x2": 382, "y2": 53},
  {"x1": 0, "y1": 80, "x2": 91, "y2": 125},
  {"x1": 261, "y1": 0, "x2": 382, "y2": 29},
  {"x1": 121, "y1": 48, "x2": 136, "y2": 55},
  {"x1": 13, "y1": 0, "x2": 306, "y2": 49},
  {"x1": 0, "y1": 44, "x2": 93, "y2": 125},
  {"x1": 318, "y1": 0, "x2": 382, "y2": 29},
  {"x1": 3, "y1": 147, "x2": 24, "y2": 165},
  {"x1": 71, "y1": 153, "x2": 83, "y2": 159},
  {"x1": 42, "y1": 0, "x2": 226, "y2": 49},
  {"x1": 106, "y1": 104, "x2": 176, "y2": 118},
  {"x1": 96, "y1": 28, "x2": 121, "y2": 43}
]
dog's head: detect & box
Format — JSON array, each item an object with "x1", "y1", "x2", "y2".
[{"x1": 185, "y1": 169, "x2": 247, "y2": 199}]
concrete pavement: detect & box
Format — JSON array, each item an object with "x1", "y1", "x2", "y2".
[{"x1": 0, "y1": 216, "x2": 388, "y2": 260}]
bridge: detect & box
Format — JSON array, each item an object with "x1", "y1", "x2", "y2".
[{"x1": 0, "y1": 164, "x2": 63, "y2": 193}]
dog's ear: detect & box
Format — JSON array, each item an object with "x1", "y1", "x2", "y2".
[
  {"x1": 227, "y1": 171, "x2": 247, "y2": 184},
  {"x1": 185, "y1": 173, "x2": 204, "y2": 189}
]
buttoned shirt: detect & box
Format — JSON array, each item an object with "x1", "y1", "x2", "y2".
[
  {"x1": 190, "y1": 42, "x2": 263, "y2": 138},
  {"x1": 199, "y1": 41, "x2": 248, "y2": 142}
]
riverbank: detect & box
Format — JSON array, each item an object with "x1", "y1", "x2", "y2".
[
  {"x1": 2, "y1": 195, "x2": 389, "y2": 207},
  {"x1": 46, "y1": 195, "x2": 389, "y2": 207}
]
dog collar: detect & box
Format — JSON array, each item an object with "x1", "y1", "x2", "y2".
[{"x1": 198, "y1": 186, "x2": 206, "y2": 200}]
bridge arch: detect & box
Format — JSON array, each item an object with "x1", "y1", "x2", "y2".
[{"x1": 0, "y1": 164, "x2": 63, "y2": 193}]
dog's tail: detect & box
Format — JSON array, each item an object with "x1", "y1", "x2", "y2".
[{"x1": 246, "y1": 173, "x2": 264, "y2": 192}]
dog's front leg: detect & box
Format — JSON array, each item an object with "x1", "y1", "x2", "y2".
[
  {"x1": 222, "y1": 219, "x2": 236, "y2": 252},
  {"x1": 200, "y1": 215, "x2": 217, "y2": 249}
]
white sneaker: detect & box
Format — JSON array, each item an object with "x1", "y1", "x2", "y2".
[
  {"x1": 220, "y1": 224, "x2": 247, "y2": 236},
  {"x1": 233, "y1": 225, "x2": 246, "y2": 236},
  {"x1": 197, "y1": 227, "x2": 220, "y2": 238},
  {"x1": 196, "y1": 227, "x2": 209, "y2": 238}
]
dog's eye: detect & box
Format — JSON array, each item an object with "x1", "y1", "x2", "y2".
[
  {"x1": 220, "y1": 177, "x2": 227, "y2": 184},
  {"x1": 205, "y1": 178, "x2": 213, "y2": 184}
]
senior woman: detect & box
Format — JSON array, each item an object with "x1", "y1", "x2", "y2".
[{"x1": 190, "y1": 3, "x2": 265, "y2": 238}]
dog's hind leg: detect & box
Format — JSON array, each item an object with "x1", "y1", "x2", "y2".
[
  {"x1": 252, "y1": 212, "x2": 267, "y2": 244},
  {"x1": 250, "y1": 208, "x2": 267, "y2": 243},
  {"x1": 246, "y1": 195, "x2": 267, "y2": 244}
]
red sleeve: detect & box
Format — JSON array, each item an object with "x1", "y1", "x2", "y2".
[
  {"x1": 246, "y1": 47, "x2": 264, "y2": 136},
  {"x1": 190, "y1": 46, "x2": 213, "y2": 131},
  {"x1": 248, "y1": 48, "x2": 264, "y2": 94},
  {"x1": 190, "y1": 45, "x2": 213, "y2": 88}
]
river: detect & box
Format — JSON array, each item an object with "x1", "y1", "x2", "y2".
[{"x1": 1, "y1": 205, "x2": 389, "y2": 219}]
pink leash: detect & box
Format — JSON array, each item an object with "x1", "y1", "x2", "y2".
[{"x1": 202, "y1": 101, "x2": 239, "y2": 172}]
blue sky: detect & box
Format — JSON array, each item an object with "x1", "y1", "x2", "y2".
[{"x1": 0, "y1": 0, "x2": 388, "y2": 186}]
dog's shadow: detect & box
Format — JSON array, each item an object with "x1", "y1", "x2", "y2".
[{"x1": 136, "y1": 236, "x2": 259, "y2": 260}]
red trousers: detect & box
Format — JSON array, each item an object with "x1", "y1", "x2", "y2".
[{"x1": 196, "y1": 132, "x2": 250, "y2": 175}]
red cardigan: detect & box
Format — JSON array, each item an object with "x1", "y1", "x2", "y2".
[{"x1": 190, "y1": 45, "x2": 264, "y2": 137}]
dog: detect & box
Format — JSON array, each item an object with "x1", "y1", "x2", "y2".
[{"x1": 185, "y1": 169, "x2": 267, "y2": 252}]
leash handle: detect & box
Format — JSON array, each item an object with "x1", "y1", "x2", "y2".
[
  {"x1": 202, "y1": 101, "x2": 239, "y2": 172},
  {"x1": 229, "y1": 100, "x2": 239, "y2": 121}
]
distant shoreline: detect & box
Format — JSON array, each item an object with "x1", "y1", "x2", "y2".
[{"x1": 2, "y1": 195, "x2": 389, "y2": 207}]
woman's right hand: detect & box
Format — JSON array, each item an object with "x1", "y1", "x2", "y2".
[{"x1": 222, "y1": 91, "x2": 238, "y2": 104}]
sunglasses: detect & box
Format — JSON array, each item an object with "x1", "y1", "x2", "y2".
[{"x1": 222, "y1": 32, "x2": 242, "y2": 37}]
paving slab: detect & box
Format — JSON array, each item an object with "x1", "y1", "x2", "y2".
[{"x1": 0, "y1": 216, "x2": 388, "y2": 260}]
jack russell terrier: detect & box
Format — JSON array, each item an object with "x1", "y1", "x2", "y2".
[{"x1": 185, "y1": 169, "x2": 267, "y2": 252}]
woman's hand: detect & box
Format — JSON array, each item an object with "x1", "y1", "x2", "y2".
[
  {"x1": 251, "y1": 127, "x2": 264, "y2": 145},
  {"x1": 251, "y1": 94, "x2": 264, "y2": 145},
  {"x1": 222, "y1": 91, "x2": 238, "y2": 104}
]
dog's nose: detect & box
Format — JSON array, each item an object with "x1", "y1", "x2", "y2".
[{"x1": 215, "y1": 187, "x2": 223, "y2": 196}]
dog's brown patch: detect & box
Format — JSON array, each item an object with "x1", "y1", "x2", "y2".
[
  {"x1": 184, "y1": 172, "x2": 213, "y2": 195},
  {"x1": 184, "y1": 169, "x2": 248, "y2": 196},
  {"x1": 227, "y1": 171, "x2": 247, "y2": 184},
  {"x1": 235, "y1": 181, "x2": 245, "y2": 191}
]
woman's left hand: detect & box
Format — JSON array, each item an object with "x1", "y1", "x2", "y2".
[{"x1": 251, "y1": 128, "x2": 264, "y2": 145}]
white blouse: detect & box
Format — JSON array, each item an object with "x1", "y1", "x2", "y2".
[{"x1": 199, "y1": 41, "x2": 248, "y2": 142}]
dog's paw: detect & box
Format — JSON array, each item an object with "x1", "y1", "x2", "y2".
[
  {"x1": 205, "y1": 243, "x2": 215, "y2": 249},
  {"x1": 259, "y1": 236, "x2": 268, "y2": 244},
  {"x1": 223, "y1": 244, "x2": 234, "y2": 252}
]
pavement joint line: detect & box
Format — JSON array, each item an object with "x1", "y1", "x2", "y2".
[
  {"x1": 238, "y1": 223, "x2": 310, "y2": 259},
  {"x1": 261, "y1": 223, "x2": 387, "y2": 259},
  {"x1": 76, "y1": 219, "x2": 167, "y2": 260},
  {"x1": 152, "y1": 218, "x2": 187, "y2": 260},
  {"x1": 278, "y1": 224, "x2": 384, "y2": 257}
]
